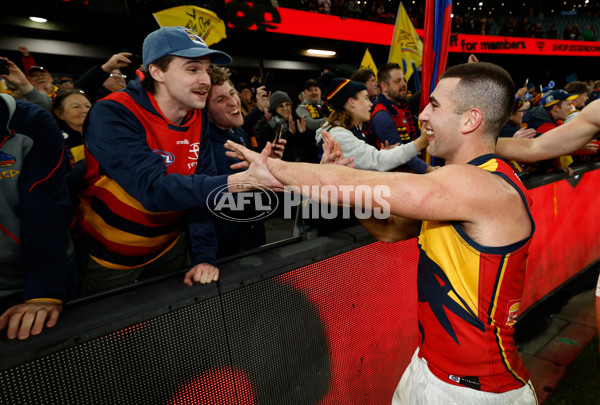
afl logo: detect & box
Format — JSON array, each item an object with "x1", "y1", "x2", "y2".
[
  {"x1": 153, "y1": 149, "x2": 175, "y2": 166},
  {"x1": 206, "y1": 183, "x2": 279, "y2": 222}
]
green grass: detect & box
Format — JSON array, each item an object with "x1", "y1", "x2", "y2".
[{"x1": 544, "y1": 335, "x2": 600, "y2": 405}]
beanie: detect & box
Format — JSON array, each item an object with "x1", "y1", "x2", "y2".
[
  {"x1": 319, "y1": 72, "x2": 367, "y2": 111},
  {"x1": 304, "y1": 78, "x2": 319, "y2": 90},
  {"x1": 268, "y1": 91, "x2": 292, "y2": 114}
]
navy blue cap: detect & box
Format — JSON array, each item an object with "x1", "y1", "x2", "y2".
[
  {"x1": 542, "y1": 89, "x2": 577, "y2": 108},
  {"x1": 142, "y1": 26, "x2": 232, "y2": 67}
]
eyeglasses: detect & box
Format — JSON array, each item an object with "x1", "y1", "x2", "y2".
[{"x1": 110, "y1": 73, "x2": 127, "y2": 79}]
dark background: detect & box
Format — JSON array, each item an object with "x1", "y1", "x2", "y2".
[{"x1": 1, "y1": 0, "x2": 598, "y2": 98}]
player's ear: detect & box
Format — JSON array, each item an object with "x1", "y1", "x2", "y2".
[{"x1": 461, "y1": 108, "x2": 483, "y2": 134}]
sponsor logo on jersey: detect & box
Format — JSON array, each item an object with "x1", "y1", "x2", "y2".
[
  {"x1": 152, "y1": 149, "x2": 175, "y2": 166},
  {"x1": 506, "y1": 300, "x2": 520, "y2": 326},
  {"x1": 188, "y1": 142, "x2": 200, "y2": 160},
  {"x1": 176, "y1": 139, "x2": 190, "y2": 145}
]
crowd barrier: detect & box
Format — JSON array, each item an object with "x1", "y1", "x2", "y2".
[{"x1": 1, "y1": 162, "x2": 599, "y2": 404}]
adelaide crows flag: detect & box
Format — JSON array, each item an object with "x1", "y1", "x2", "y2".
[
  {"x1": 388, "y1": 2, "x2": 423, "y2": 82},
  {"x1": 153, "y1": 5, "x2": 227, "y2": 46},
  {"x1": 359, "y1": 48, "x2": 378, "y2": 77},
  {"x1": 419, "y1": 0, "x2": 452, "y2": 112}
]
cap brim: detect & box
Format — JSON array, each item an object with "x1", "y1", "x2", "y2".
[
  {"x1": 566, "y1": 93, "x2": 579, "y2": 101},
  {"x1": 171, "y1": 48, "x2": 232, "y2": 65}
]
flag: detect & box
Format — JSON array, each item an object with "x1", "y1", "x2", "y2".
[
  {"x1": 419, "y1": 0, "x2": 452, "y2": 112},
  {"x1": 359, "y1": 48, "x2": 378, "y2": 77},
  {"x1": 388, "y1": 2, "x2": 423, "y2": 81},
  {"x1": 153, "y1": 6, "x2": 227, "y2": 46}
]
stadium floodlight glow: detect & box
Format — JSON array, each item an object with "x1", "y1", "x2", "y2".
[
  {"x1": 306, "y1": 49, "x2": 336, "y2": 56},
  {"x1": 29, "y1": 16, "x2": 47, "y2": 23}
]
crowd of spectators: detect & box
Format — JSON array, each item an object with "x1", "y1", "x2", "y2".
[
  {"x1": 279, "y1": 0, "x2": 599, "y2": 40},
  {"x1": 1, "y1": 15, "x2": 600, "y2": 343}
]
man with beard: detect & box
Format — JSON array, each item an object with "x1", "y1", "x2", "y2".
[{"x1": 370, "y1": 63, "x2": 432, "y2": 174}]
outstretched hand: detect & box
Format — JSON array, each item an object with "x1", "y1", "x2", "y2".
[
  {"x1": 320, "y1": 131, "x2": 355, "y2": 167},
  {"x1": 225, "y1": 139, "x2": 259, "y2": 169},
  {"x1": 101, "y1": 52, "x2": 132, "y2": 73},
  {"x1": 226, "y1": 141, "x2": 284, "y2": 191}
]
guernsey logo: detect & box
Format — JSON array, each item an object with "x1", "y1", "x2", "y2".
[
  {"x1": 152, "y1": 149, "x2": 175, "y2": 166},
  {"x1": 0, "y1": 151, "x2": 16, "y2": 167},
  {"x1": 506, "y1": 300, "x2": 520, "y2": 326}
]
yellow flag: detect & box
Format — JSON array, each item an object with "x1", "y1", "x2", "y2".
[
  {"x1": 153, "y1": 6, "x2": 227, "y2": 46},
  {"x1": 359, "y1": 48, "x2": 378, "y2": 77},
  {"x1": 388, "y1": 2, "x2": 422, "y2": 81}
]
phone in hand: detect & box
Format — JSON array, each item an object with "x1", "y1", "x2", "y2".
[
  {"x1": 0, "y1": 59, "x2": 9, "y2": 76},
  {"x1": 273, "y1": 124, "x2": 284, "y2": 144},
  {"x1": 262, "y1": 72, "x2": 274, "y2": 92}
]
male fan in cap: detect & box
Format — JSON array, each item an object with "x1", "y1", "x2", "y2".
[
  {"x1": 76, "y1": 26, "x2": 277, "y2": 293},
  {"x1": 523, "y1": 89, "x2": 575, "y2": 133},
  {"x1": 28, "y1": 66, "x2": 59, "y2": 99},
  {"x1": 522, "y1": 89, "x2": 578, "y2": 175},
  {"x1": 296, "y1": 78, "x2": 334, "y2": 136}
]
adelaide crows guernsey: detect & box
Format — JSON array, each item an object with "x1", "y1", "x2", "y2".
[
  {"x1": 416, "y1": 154, "x2": 534, "y2": 393},
  {"x1": 78, "y1": 91, "x2": 204, "y2": 270}
]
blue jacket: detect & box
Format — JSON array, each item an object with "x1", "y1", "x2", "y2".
[
  {"x1": 205, "y1": 108, "x2": 266, "y2": 257},
  {"x1": 370, "y1": 95, "x2": 429, "y2": 174},
  {"x1": 0, "y1": 94, "x2": 74, "y2": 303},
  {"x1": 81, "y1": 78, "x2": 226, "y2": 266}
]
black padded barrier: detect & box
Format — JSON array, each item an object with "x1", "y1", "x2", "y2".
[{"x1": 0, "y1": 226, "x2": 375, "y2": 404}]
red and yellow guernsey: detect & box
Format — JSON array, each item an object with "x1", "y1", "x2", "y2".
[
  {"x1": 416, "y1": 154, "x2": 535, "y2": 393},
  {"x1": 78, "y1": 91, "x2": 203, "y2": 270}
]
